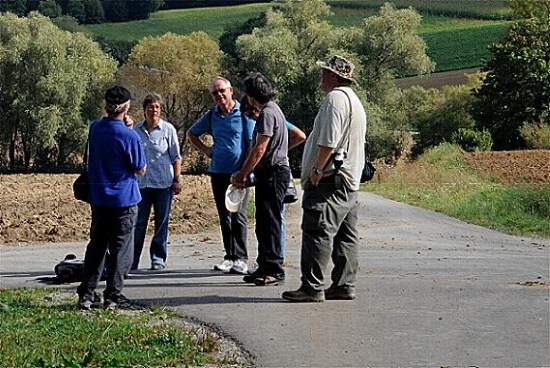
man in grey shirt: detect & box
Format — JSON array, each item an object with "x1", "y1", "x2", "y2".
[
  {"x1": 283, "y1": 55, "x2": 367, "y2": 302},
  {"x1": 232, "y1": 72, "x2": 290, "y2": 286}
]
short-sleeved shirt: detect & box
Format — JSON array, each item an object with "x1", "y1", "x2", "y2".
[
  {"x1": 88, "y1": 117, "x2": 146, "y2": 207},
  {"x1": 189, "y1": 101, "x2": 255, "y2": 174},
  {"x1": 255, "y1": 101, "x2": 289, "y2": 169},
  {"x1": 134, "y1": 119, "x2": 181, "y2": 189},
  {"x1": 301, "y1": 87, "x2": 366, "y2": 191}
]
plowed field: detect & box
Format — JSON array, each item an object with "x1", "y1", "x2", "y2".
[
  {"x1": 1, "y1": 150, "x2": 548, "y2": 245},
  {"x1": 463, "y1": 149, "x2": 550, "y2": 184},
  {"x1": 0, "y1": 175, "x2": 217, "y2": 245}
]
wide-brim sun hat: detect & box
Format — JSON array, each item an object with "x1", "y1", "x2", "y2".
[
  {"x1": 225, "y1": 184, "x2": 246, "y2": 213},
  {"x1": 316, "y1": 55, "x2": 356, "y2": 83}
]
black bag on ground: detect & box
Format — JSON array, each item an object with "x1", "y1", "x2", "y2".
[
  {"x1": 360, "y1": 157, "x2": 376, "y2": 183},
  {"x1": 54, "y1": 254, "x2": 84, "y2": 283},
  {"x1": 73, "y1": 171, "x2": 90, "y2": 203},
  {"x1": 284, "y1": 179, "x2": 299, "y2": 204}
]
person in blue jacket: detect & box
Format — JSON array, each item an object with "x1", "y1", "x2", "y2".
[{"x1": 77, "y1": 86, "x2": 147, "y2": 310}]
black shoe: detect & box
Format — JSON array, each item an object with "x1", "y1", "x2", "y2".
[
  {"x1": 243, "y1": 273, "x2": 262, "y2": 283},
  {"x1": 78, "y1": 291, "x2": 102, "y2": 310},
  {"x1": 282, "y1": 288, "x2": 325, "y2": 302},
  {"x1": 254, "y1": 274, "x2": 285, "y2": 286},
  {"x1": 243, "y1": 269, "x2": 264, "y2": 283},
  {"x1": 324, "y1": 286, "x2": 356, "y2": 300},
  {"x1": 103, "y1": 294, "x2": 132, "y2": 309}
]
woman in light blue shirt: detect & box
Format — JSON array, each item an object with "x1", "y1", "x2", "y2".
[{"x1": 132, "y1": 93, "x2": 182, "y2": 271}]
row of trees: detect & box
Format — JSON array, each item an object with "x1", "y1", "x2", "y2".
[
  {"x1": 0, "y1": 0, "x2": 163, "y2": 23},
  {"x1": 1, "y1": 0, "x2": 548, "y2": 172}
]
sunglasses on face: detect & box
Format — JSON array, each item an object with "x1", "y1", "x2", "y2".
[{"x1": 211, "y1": 88, "x2": 227, "y2": 96}]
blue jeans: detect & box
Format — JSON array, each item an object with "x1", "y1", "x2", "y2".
[{"x1": 132, "y1": 187, "x2": 173, "y2": 269}]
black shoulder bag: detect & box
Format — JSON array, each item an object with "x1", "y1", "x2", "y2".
[
  {"x1": 336, "y1": 89, "x2": 376, "y2": 184},
  {"x1": 73, "y1": 138, "x2": 90, "y2": 203}
]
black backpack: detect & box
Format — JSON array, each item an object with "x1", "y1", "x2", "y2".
[{"x1": 54, "y1": 254, "x2": 84, "y2": 283}]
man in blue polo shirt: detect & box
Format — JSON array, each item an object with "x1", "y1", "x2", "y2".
[
  {"x1": 77, "y1": 86, "x2": 147, "y2": 310},
  {"x1": 187, "y1": 76, "x2": 255, "y2": 275}
]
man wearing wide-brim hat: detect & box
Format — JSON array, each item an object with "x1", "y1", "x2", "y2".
[{"x1": 282, "y1": 55, "x2": 367, "y2": 302}]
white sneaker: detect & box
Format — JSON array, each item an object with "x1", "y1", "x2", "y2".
[
  {"x1": 213, "y1": 259, "x2": 233, "y2": 272},
  {"x1": 230, "y1": 259, "x2": 248, "y2": 275}
]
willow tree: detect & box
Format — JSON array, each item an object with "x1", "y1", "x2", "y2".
[
  {"x1": 235, "y1": 0, "x2": 434, "y2": 161},
  {"x1": 120, "y1": 31, "x2": 223, "y2": 154},
  {"x1": 0, "y1": 12, "x2": 117, "y2": 171}
]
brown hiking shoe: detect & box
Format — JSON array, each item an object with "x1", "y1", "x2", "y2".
[
  {"x1": 324, "y1": 286, "x2": 356, "y2": 300},
  {"x1": 282, "y1": 288, "x2": 325, "y2": 302}
]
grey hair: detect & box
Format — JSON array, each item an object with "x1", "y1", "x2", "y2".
[
  {"x1": 105, "y1": 101, "x2": 130, "y2": 115},
  {"x1": 142, "y1": 92, "x2": 163, "y2": 110},
  {"x1": 209, "y1": 76, "x2": 231, "y2": 92}
]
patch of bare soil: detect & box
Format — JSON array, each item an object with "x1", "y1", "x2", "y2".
[
  {"x1": 396, "y1": 67, "x2": 480, "y2": 90},
  {"x1": 462, "y1": 149, "x2": 550, "y2": 185},
  {"x1": 1, "y1": 150, "x2": 548, "y2": 245},
  {"x1": 0, "y1": 174, "x2": 217, "y2": 245}
]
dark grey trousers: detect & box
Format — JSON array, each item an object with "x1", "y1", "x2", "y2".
[
  {"x1": 78, "y1": 205, "x2": 137, "y2": 300},
  {"x1": 300, "y1": 183, "x2": 360, "y2": 292},
  {"x1": 211, "y1": 173, "x2": 249, "y2": 261}
]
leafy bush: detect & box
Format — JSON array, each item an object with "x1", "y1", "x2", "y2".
[
  {"x1": 38, "y1": 0, "x2": 62, "y2": 17},
  {"x1": 66, "y1": 0, "x2": 86, "y2": 23},
  {"x1": 451, "y1": 128, "x2": 493, "y2": 151},
  {"x1": 519, "y1": 121, "x2": 550, "y2": 149},
  {"x1": 51, "y1": 15, "x2": 83, "y2": 32},
  {"x1": 0, "y1": 0, "x2": 26, "y2": 16},
  {"x1": 95, "y1": 36, "x2": 136, "y2": 66},
  {"x1": 410, "y1": 85, "x2": 476, "y2": 156},
  {"x1": 83, "y1": 0, "x2": 104, "y2": 23},
  {"x1": 472, "y1": 17, "x2": 550, "y2": 150}
]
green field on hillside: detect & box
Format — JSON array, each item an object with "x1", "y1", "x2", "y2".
[
  {"x1": 421, "y1": 22, "x2": 509, "y2": 71},
  {"x1": 84, "y1": 3, "x2": 271, "y2": 42},
  {"x1": 83, "y1": 1, "x2": 512, "y2": 71},
  {"x1": 327, "y1": 0, "x2": 512, "y2": 20}
]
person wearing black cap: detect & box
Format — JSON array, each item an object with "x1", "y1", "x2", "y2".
[{"x1": 77, "y1": 85, "x2": 147, "y2": 310}]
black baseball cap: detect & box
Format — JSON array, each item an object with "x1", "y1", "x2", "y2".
[{"x1": 105, "y1": 86, "x2": 133, "y2": 104}]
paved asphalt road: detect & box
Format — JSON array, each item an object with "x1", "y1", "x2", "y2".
[{"x1": 1, "y1": 192, "x2": 549, "y2": 368}]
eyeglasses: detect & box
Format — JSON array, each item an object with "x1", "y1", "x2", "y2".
[{"x1": 211, "y1": 88, "x2": 227, "y2": 96}]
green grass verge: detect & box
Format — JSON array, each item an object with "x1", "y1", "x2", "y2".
[
  {"x1": 0, "y1": 288, "x2": 237, "y2": 368},
  {"x1": 365, "y1": 144, "x2": 550, "y2": 238}
]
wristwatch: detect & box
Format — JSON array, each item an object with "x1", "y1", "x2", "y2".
[{"x1": 312, "y1": 167, "x2": 322, "y2": 175}]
